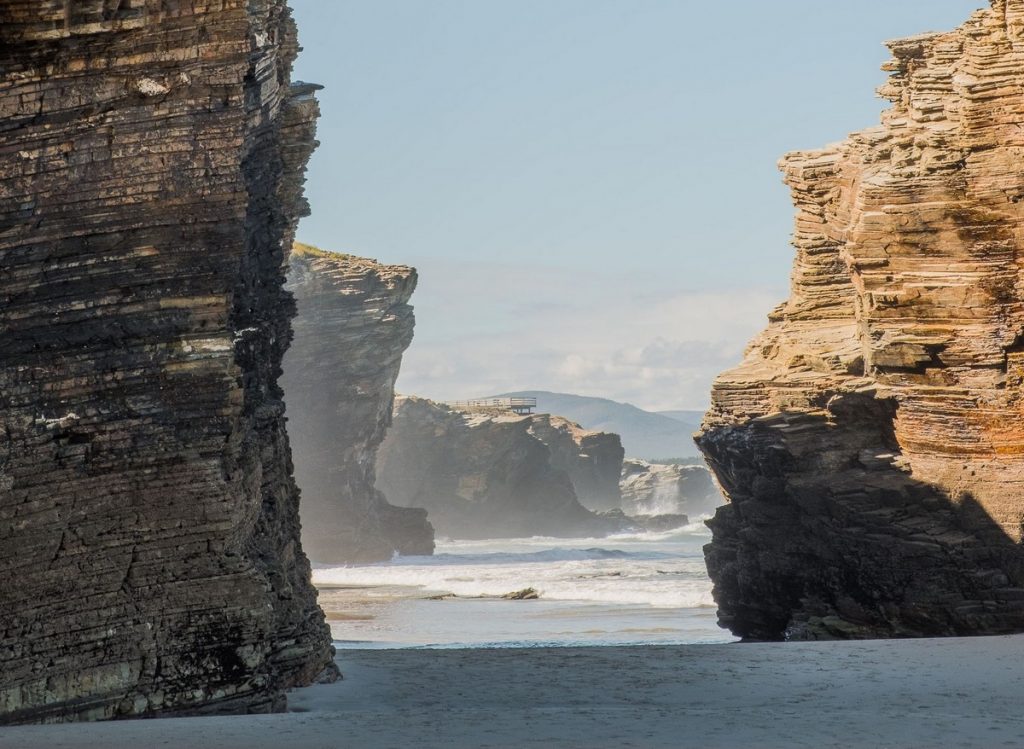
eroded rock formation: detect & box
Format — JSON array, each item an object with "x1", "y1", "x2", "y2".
[
  {"x1": 525, "y1": 417, "x2": 624, "y2": 511},
  {"x1": 0, "y1": 1, "x2": 334, "y2": 723},
  {"x1": 377, "y1": 397, "x2": 643, "y2": 539},
  {"x1": 620, "y1": 460, "x2": 721, "y2": 519},
  {"x1": 698, "y1": 0, "x2": 1024, "y2": 640},
  {"x1": 282, "y1": 244, "x2": 434, "y2": 563}
]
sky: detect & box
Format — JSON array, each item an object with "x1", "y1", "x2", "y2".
[{"x1": 289, "y1": 0, "x2": 983, "y2": 411}]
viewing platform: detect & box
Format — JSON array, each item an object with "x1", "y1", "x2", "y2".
[{"x1": 445, "y1": 397, "x2": 538, "y2": 415}]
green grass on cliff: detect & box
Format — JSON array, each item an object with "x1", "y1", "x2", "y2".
[{"x1": 292, "y1": 241, "x2": 357, "y2": 261}]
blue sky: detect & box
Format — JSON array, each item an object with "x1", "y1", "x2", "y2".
[{"x1": 290, "y1": 0, "x2": 982, "y2": 410}]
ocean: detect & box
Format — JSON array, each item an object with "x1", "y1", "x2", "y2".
[{"x1": 313, "y1": 521, "x2": 734, "y2": 648}]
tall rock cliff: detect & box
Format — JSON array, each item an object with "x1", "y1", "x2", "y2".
[
  {"x1": 281, "y1": 244, "x2": 434, "y2": 563},
  {"x1": 0, "y1": 1, "x2": 334, "y2": 723},
  {"x1": 698, "y1": 0, "x2": 1024, "y2": 641},
  {"x1": 377, "y1": 397, "x2": 633, "y2": 539}
]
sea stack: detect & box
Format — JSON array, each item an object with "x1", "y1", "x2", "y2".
[
  {"x1": 698, "y1": 0, "x2": 1024, "y2": 640},
  {"x1": 282, "y1": 244, "x2": 434, "y2": 563},
  {"x1": 0, "y1": 1, "x2": 334, "y2": 722}
]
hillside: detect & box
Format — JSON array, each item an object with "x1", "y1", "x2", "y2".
[
  {"x1": 657, "y1": 410, "x2": 705, "y2": 429},
  {"x1": 495, "y1": 391, "x2": 702, "y2": 459}
]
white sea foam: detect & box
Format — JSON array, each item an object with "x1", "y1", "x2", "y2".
[
  {"x1": 313, "y1": 526, "x2": 715, "y2": 609},
  {"x1": 315, "y1": 561, "x2": 712, "y2": 608},
  {"x1": 429, "y1": 523, "x2": 710, "y2": 550}
]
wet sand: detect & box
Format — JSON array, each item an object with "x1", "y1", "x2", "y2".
[{"x1": 4, "y1": 636, "x2": 1024, "y2": 748}]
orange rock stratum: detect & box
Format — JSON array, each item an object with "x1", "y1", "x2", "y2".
[{"x1": 698, "y1": 0, "x2": 1024, "y2": 640}]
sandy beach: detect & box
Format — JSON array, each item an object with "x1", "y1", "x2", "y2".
[{"x1": 4, "y1": 636, "x2": 1024, "y2": 748}]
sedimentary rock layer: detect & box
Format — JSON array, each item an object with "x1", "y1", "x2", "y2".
[
  {"x1": 282, "y1": 244, "x2": 433, "y2": 563},
  {"x1": 377, "y1": 397, "x2": 630, "y2": 539},
  {"x1": 698, "y1": 0, "x2": 1024, "y2": 640},
  {"x1": 0, "y1": 1, "x2": 334, "y2": 722}
]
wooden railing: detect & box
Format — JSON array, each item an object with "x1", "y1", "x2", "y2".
[{"x1": 445, "y1": 397, "x2": 537, "y2": 414}]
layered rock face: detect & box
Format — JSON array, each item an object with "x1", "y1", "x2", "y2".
[
  {"x1": 620, "y1": 461, "x2": 721, "y2": 519},
  {"x1": 698, "y1": 0, "x2": 1024, "y2": 640},
  {"x1": 377, "y1": 398, "x2": 629, "y2": 539},
  {"x1": 0, "y1": 2, "x2": 334, "y2": 723},
  {"x1": 281, "y1": 244, "x2": 434, "y2": 563}
]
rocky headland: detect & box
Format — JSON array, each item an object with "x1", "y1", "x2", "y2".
[
  {"x1": 1, "y1": 1, "x2": 334, "y2": 723},
  {"x1": 376, "y1": 397, "x2": 684, "y2": 538},
  {"x1": 620, "y1": 460, "x2": 722, "y2": 519},
  {"x1": 281, "y1": 244, "x2": 433, "y2": 563},
  {"x1": 524, "y1": 416, "x2": 624, "y2": 512},
  {"x1": 698, "y1": 0, "x2": 1024, "y2": 640}
]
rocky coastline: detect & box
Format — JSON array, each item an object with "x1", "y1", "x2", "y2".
[{"x1": 376, "y1": 397, "x2": 687, "y2": 539}]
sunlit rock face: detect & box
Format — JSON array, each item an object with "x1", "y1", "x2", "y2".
[
  {"x1": 698, "y1": 0, "x2": 1024, "y2": 641},
  {"x1": 377, "y1": 397, "x2": 629, "y2": 539},
  {"x1": 282, "y1": 245, "x2": 434, "y2": 563},
  {"x1": 0, "y1": 1, "x2": 335, "y2": 723}
]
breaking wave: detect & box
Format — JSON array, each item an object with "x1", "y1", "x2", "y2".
[{"x1": 313, "y1": 526, "x2": 715, "y2": 609}]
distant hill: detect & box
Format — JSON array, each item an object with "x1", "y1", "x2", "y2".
[
  {"x1": 494, "y1": 391, "x2": 703, "y2": 460},
  {"x1": 656, "y1": 410, "x2": 705, "y2": 430}
]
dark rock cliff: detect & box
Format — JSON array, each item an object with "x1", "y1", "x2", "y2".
[
  {"x1": 281, "y1": 244, "x2": 434, "y2": 563},
  {"x1": 698, "y1": 0, "x2": 1024, "y2": 641},
  {"x1": 0, "y1": 1, "x2": 334, "y2": 723}
]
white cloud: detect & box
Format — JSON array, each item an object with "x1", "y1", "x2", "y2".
[{"x1": 396, "y1": 258, "x2": 782, "y2": 411}]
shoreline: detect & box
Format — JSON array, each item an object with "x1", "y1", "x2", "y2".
[
  {"x1": 312, "y1": 529, "x2": 722, "y2": 649},
  {"x1": 4, "y1": 636, "x2": 1024, "y2": 748}
]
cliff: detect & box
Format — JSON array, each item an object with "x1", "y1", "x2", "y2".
[
  {"x1": 620, "y1": 460, "x2": 721, "y2": 519},
  {"x1": 525, "y1": 418, "x2": 624, "y2": 511},
  {"x1": 698, "y1": 0, "x2": 1024, "y2": 640},
  {"x1": 0, "y1": 1, "x2": 334, "y2": 723},
  {"x1": 377, "y1": 398, "x2": 640, "y2": 539},
  {"x1": 281, "y1": 244, "x2": 433, "y2": 563}
]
